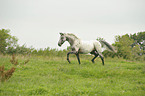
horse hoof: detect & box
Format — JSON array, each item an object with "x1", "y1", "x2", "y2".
[{"x1": 91, "y1": 60, "x2": 95, "y2": 63}]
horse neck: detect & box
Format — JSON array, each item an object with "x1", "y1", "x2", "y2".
[{"x1": 66, "y1": 36, "x2": 79, "y2": 46}]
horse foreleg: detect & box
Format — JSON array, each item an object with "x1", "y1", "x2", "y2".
[
  {"x1": 67, "y1": 52, "x2": 76, "y2": 64},
  {"x1": 67, "y1": 52, "x2": 72, "y2": 63},
  {"x1": 76, "y1": 53, "x2": 81, "y2": 64}
]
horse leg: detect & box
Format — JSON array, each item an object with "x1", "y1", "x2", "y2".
[
  {"x1": 92, "y1": 51, "x2": 104, "y2": 65},
  {"x1": 91, "y1": 51, "x2": 99, "y2": 63},
  {"x1": 76, "y1": 53, "x2": 81, "y2": 64},
  {"x1": 99, "y1": 53, "x2": 104, "y2": 65},
  {"x1": 67, "y1": 52, "x2": 73, "y2": 63},
  {"x1": 91, "y1": 56, "x2": 97, "y2": 63},
  {"x1": 67, "y1": 51, "x2": 76, "y2": 64}
]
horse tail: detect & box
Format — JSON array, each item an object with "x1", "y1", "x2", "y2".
[{"x1": 99, "y1": 40, "x2": 117, "y2": 53}]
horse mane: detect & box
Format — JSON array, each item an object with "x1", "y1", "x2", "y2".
[{"x1": 66, "y1": 33, "x2": 79, "y2": 39}]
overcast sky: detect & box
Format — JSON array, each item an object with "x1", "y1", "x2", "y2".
[{"x1": 0, "y1": 0, "x2": 145, "y2": 49}]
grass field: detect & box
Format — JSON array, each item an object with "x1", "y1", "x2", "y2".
[{"x1": 0, "y1": 55, "x2": 145, "y2": 96}]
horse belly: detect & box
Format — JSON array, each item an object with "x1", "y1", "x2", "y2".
[{"x1": 79, "y1": 41, "x2": 94, "y2": 54}]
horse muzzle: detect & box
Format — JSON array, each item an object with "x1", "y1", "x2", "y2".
[{"x1": 58, "y1": 43, "x2": 61, "y2": 47}]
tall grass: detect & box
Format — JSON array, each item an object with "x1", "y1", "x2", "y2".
[{"x1": 0, "y1": 55, "x2": 145, "y2": 96}]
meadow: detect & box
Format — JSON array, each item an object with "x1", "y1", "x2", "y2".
[{"x1": 0, "y1": 55, "x2": 145, "y2": 96}]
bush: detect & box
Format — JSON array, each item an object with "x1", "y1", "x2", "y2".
[{"x1": 0, "y1": 65, "x2": 16, "y2": 82}]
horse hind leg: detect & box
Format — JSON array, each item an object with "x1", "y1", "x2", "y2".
[
  {"x1": 94, "y1": 44, "x2": 104, "y2": 65},
  {"x1": 91, "y1": 56, "x2": 97, "y2": 63},
  {"x1": 91, "y1": 51, "x2": 104, "y2": 65},
  {"x1": 76, "y1": 53, "x2": 81, "y2": 64},
  {"x1": 91, "y1": 51, "x2": 99, "y2": 63},
  {"x1": 99, "y1": 53, "x2": 104, "y2": 65}
]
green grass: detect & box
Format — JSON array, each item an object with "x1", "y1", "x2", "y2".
[{"x1": 0, "y1": 55, "x2": 145, "y2": 96}]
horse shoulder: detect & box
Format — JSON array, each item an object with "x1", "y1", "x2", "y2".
[{"x1": 71, "y1": 41, "x2": 80, "y2": 52}]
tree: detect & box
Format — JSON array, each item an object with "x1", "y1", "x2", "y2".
[
  {"x1": 114, "y1": 34, "x2": 134, "y2": 59},
  {"x1": 0, "y1": 29, "x2": 18, "y2": 54},
  {"x1": 131, "y1": 45, "x2": 143, "y2": 60},
  {"x1": 113, "y1": 32, "x2": 145, "y2": 61},
  {"x1": 130, "y1": 31, "x2": 145, "y2": 51}
]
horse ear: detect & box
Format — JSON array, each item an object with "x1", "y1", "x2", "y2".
[{"x1": 60, "y1": 32, "x2": 64, "y2": 36}]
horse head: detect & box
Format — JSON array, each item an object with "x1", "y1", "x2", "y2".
[{"x1": 58, "y1": 32, "x2": 67, "y2": 47}]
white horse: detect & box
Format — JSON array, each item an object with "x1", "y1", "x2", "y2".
[{"x1": 58, "y1": 33, "x2": 116, "y2": 65}]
